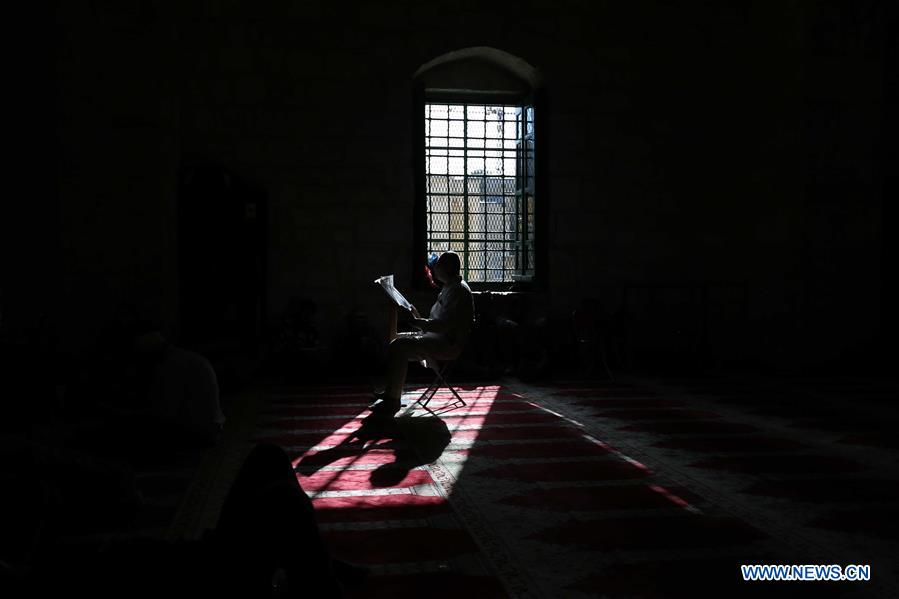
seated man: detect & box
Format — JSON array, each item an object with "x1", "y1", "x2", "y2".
[
  {"x1": 135, "y1": 331, "x2": 225, "y2": 445},
  {"x1": 370, "y1": 251, "x2": 475, "y2": 415}
]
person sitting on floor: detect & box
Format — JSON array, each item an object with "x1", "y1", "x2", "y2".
[
  {"x1": 20, "y1": 443, "x2": 367, "y2": 598},
  {"x1": 369, "y1": 251, "x2": 475, "y2": 415},
  {"x1": 135, "y1": 331, "x2": 225, "y2": 445}
]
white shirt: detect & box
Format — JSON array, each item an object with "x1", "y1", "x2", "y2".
[
  {"x1": 427, "y1": 278, "x2": 475, "y2": 346},
  {"x1": 150, "y1": 347, "x2": 225, "y2": 433}
]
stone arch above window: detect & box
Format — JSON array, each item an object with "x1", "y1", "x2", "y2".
[
  {"x1": 413, "y1": 46, "x2": 541, "y2": 100},
  {"x1": 412, "y1": 47, "x2": 544, "y2": 289}
]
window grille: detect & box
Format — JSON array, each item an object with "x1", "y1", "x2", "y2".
[{"x1": 424, "y1": 103, "x2": 535, "y2": 283}]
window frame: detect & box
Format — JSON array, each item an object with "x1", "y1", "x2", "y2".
[{"x1": 413, "y1": 86, "x2": 546, "y2": 292}]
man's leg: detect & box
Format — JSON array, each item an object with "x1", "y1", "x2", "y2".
[
  {"x1": 375, "y1": 334, "x2": 459, "y2": 412},
  {"x1": 369, "y1": 335, "x2": 419, "y2": 412},
  {"x1": 383, "y1": 334, "x2": 423, "y2": 402}
]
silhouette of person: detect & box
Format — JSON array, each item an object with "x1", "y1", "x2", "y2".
[
  {"x1": 135, "y1": 331, "x2": 225, "y2": 445},
  {"x1": 22, "y1": 444, "x2": 365, "y2": 598},
  {"x1": 370, "y1": 251, "x2": 475, "y2": 415},
  {"x1": 207, "y1": 443, "x2": 353, "y2": 596}
]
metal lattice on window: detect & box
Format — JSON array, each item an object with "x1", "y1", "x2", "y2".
[{"x1": 425, "y1": 103, "x2": 535, "y2": 284}]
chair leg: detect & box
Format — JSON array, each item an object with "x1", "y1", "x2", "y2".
[
  {"x1": 417, "y1": 379, "x2": 440, "y2": 410},
  {"x1": 437, "y1": 373, "x2": 466, "y2": 407},
  {"x1": 414, "y1": 365, "x2": 466, "y2": 412}
]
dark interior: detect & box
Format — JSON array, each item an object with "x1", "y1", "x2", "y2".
[{"x1": 3, "y1": 1, "x2": 896, "y2": 597}]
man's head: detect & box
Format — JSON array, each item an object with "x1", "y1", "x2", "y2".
[{"x1": 433, "y1": 251, "x2": 462, "y2": 284}]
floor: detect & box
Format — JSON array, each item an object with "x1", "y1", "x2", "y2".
[{"x1": 171, "y1": 373, "x2": 899, "y2": 598}]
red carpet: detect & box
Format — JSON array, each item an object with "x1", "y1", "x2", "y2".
[
  {"x1": 313, "y1": 495, "x2": 452, "y2": 523},
  {"x1": 567, "y1": 556, "x2": 851, "y2": 599},
  {"x1": 252, "y1": 382, "x2": 708, "y2": 596},
  {"x1": 690, "y1": 455, "x2": 863, "y2": 475},
  {"x1": 251, "y1": 377, "x2": 898, "y2": 597},
  {"x1": 652, "y1": 435, "x2": 807, "y2": 452},
  {"x1": 529, "y1": 514, "x2": 768, "y2": 550},
  {"x1": 536, "y1": 376, "x2": 899, "y2": 597},
  {"x1": 325, "y1": 527, "x2": 482, "y2": 564},
  {"x1": 254, "y1": 384, "x2": 514, "y2": 595},
  {"x1": 499, "y1": 485, "x2": 700, "y2": 511},
  {"x1": 345, "y1": 572, "x2": 508, "y2": 599}
]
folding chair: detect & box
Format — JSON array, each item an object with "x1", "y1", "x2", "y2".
[
  {"x1": 409, "y1": 302, "x2": 476, "y2": 414},
  {"x1": 411, "y1": 357, "x2": 467, "y2": 413}
]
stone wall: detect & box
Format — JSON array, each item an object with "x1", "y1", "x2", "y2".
[{"x1": 33, "y1": 0, "x2": 890, "y2": 369}]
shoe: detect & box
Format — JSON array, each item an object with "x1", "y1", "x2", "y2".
[
  {"x1": 369, "y1": 398, "x2": 401, "y2": 415},
  {"x1": 367, "y1": 392, "x2": 385, "y2": 410}
]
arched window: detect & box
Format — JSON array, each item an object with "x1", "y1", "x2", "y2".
[{"x1": 413, "y1": 47, "x2": 543, "y2": 289}]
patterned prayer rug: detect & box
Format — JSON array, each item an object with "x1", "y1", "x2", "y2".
[{"x1": 192, "y1": 376, "x2": 897, "y2": 598}]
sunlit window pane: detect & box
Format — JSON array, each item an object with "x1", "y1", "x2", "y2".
[{"x1": 425, "y1": 103, "x2": 534, "y2": 283}]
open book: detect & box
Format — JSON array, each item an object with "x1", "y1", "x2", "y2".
[{"x1": 374, "y1": 274, "x2": 413, "y2": 311}]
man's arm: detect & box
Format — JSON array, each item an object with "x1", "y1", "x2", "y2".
[
  {"x1": 412, "y1": 316, "x2": 450, "y2": 333},
  {"x1": 411, "y1": 286, "x2": 471, "y2": 335},
  {"x1": 402, "y1": 305, "x2": 435, "y2": 332}
]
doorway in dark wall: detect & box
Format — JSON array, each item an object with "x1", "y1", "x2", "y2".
[{"x1": 177, "y1": 165, "x2": 266, "y2": 358}]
